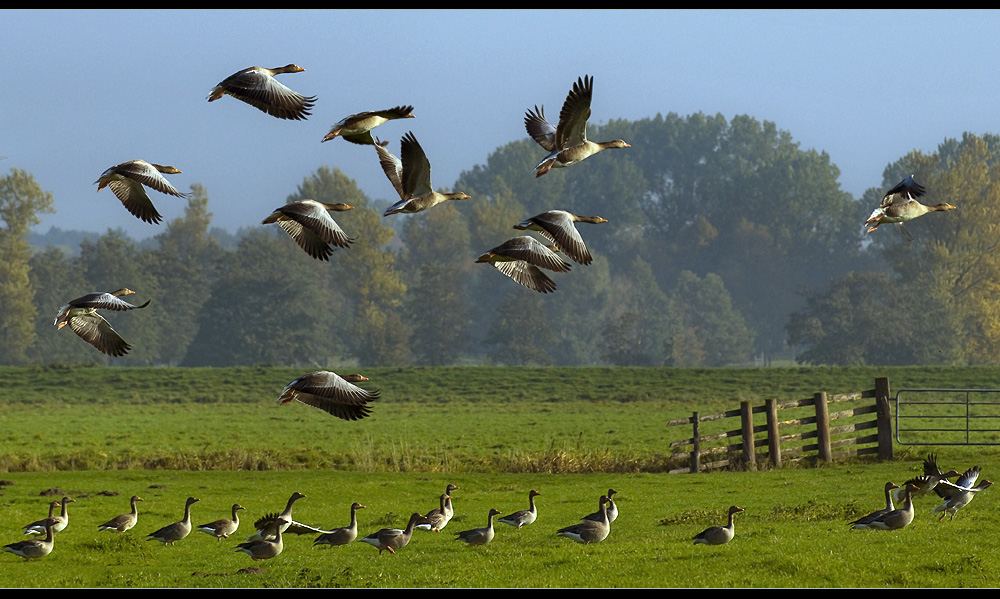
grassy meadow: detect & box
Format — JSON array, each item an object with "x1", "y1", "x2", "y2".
[{"x1": 2, "y1": 364, "x2": 1000, "y2": 587}]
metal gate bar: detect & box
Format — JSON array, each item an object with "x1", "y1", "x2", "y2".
[{"x1": 894, "y1": 388, "x2": 1000, "y2": 445}]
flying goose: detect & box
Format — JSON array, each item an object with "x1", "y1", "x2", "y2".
[
  {"x1": 322, "y1": 106, "x2": 415, "y2": 145},
  {"x1": 95, "y1": 159, "x2": 189, "y2": 225},
  {"x1": 23, "y1": 500, "x2": 64, "y2": 535},
  {"x1": 513, "y1": 210, "x2": 607, "y2": 265},
  {"x1": 359, "y1": 512, "x2": 423, "y2": 555},
  {"x1": 208, "y1": 64, "x2": 316, "y2": 120},
  {"x1": 557, "y1": 495, "x2": 611, "y2": 545},
  {"x1": 276, "y1": 371, "x2": 379, "y2": 421},
  {"x1": 583, "y1": 488, "x2": 618, "y2": 524},
  {"x1": 5, "y1": 519, "x2": 56, "y2": 561},
  {"x1": 415, "y1": 494, "x2": 451, "y2": 532},
  {"x1": 693, "y1": 505, "x2": 745, "y2": 545},
  {"x1": 894, "y1": 453, "x2": 961, "y2": 502},
  {"x1": 498, "y1": 489, "x2": 541, "y2": 529},
  {"x1": 147, "y1": 497, "x2": 199, "y2": 546},
  {"x1": 97, "y1": 495, "x2": 143, "y2": 533},
  {"x1": 849, "y1": 482, "x2": 898, "y2": 530},
  {"x1": 864, "y1": 174, "x2": 955, "y2": 235},
  {"x1": 313, "y1": 502, "x2": 366, "y2": 547},
  {"x1": 454, "y1": 508, "x2": 501, "y2": 546},
  {"x1": 197, "y1": 504, "x2": 245, "y2": 540},
  {"x1": 476, "y1": 236, "x2": 572, "y2": 294},
  {"x1": 866, "y1": 483, "x2": 918, "y2": 530},
  {"x1": 932, "y1": 466, "x2": 993, "y2": 521},
  {"x1": 236, "y1": 518, "x2": 287, "y2": 561},
  {"x1": 525, "y1": 75, "x2": 630, "y2": 177},
  {"x1": 375, "y1": 132, "x2": 470, "y2": 216},
  {"x1": 248, "y1": 492, "x2": 311, "y2": 541},
  {"x1": 54, "y1": 288, "x2": 150, "y2": 357},
  {"x1": 262, "y1": 200, "x2": 356, "y2": 261}
]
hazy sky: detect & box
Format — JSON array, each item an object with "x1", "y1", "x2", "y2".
[{"x1": 4, "y1": 9, "x2": 999, "y2": 240}]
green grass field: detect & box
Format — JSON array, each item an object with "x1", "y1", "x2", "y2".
[{"x1": 1, "y1": 365, "x2": 999, "y2": 587}]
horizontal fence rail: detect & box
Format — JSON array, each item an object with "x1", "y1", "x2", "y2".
[{"x1": 895, "y1": 388, "x2": 1000, "y2": 446}]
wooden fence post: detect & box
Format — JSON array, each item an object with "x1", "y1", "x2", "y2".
[
  {"x1": 691, "y1": 412, "x2": 700, "y2": 474},
  {"x1": 741, "y1": 401, "x2": 756, "y2": 470},
  {"x1": 815, "y1": 392, "x2": 832, "y2": 463},
  {"x1": 875, "y1": 377, "x2": 894, "y2": 460},
  {"x1": 765, "y1": 398, "x2": 781, "y2": 468}
]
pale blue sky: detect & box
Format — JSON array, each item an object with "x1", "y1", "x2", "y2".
[{"x1": 4, "y1": 9, "x2": 999, "y2": 240}]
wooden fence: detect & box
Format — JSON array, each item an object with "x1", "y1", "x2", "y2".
[{"x1": 667, "y1": 377, "x2": 894, "y2": 473}]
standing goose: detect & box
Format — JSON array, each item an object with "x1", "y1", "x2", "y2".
[
  {"x1": 894, "y1": 453, "x2": 961, "y2": 502},
  {"x1": 498, "y1": 489, "x2": 541, "y2": 529},
  {"x1": 249, "y1": 492, "x2": 307, "y2": 541},
  {"x1": 146, "y1": 497, "x2": 199, "y2": 546},
  {"x1": 864, "y1": 174, "x2": 955, "y2": 235},
  {"x1": 525, "y1": 75, "x2": 630, "y2": 177},
  {"x1": 54, "y1": 288, "x2": 150, "y2": 357},
  {"x1": 358, "y1": 512, "x2": 423, "y2": 555},
  {"x1": 476, "y1": 236, "x2": 572, "y2": 294},
  {"x1": 849, "y1": 482, "x2": 898, "y2": 529},
  {"x1": 97, "y1": 495, "x2": 143, "y2": 533},
  {"x1": 867, "y1": 484, "x2": 919, "y2": 530},
  {"x1": 197, "y1": 503, "x2": 245, "y2": 541},
  {"x1": 322, "y1": 106, "x2": 415, "y2": 145},
  {"x1": 416, "y1": 484, "x2": 459, "y2": 532},
  {"x1": 693, "y1": 505, "x2": 745, "y2": 545},
  {"x1": 277, "y1": 371, "x2": 379, "y2": 421},
  {"x1": 208, "y1": 64, "x2": 316, "y2": 120},
  {"x1": 514, "y1": 210, "x2": 607, "y2": 265},
  {"x1": 236, "y1": 518, "x2": 287, "y2": 561},
  {"x1": 583, "y1": 488, "x2": 619, "y2": 524},
  {"x1": 932, "y1": 466, "x2": 993, "y2": 521},
  {"x1": 262, "y1": 200, "x2": 356, "y2": 261},
  {"x1": 23, "y1": 501, "x2": 62, "y2": 535},
  {"x1": 5, "y1": 519, "x2": 56, "y2": 561},
  {"x1": 557, "y1": 495, "x2": 611, "y2": 545},
  {"x1": 95, "y1": 159, "x2": 189, "y2": 225},
  {"x1": 415, "y1": 494, "x2": 451, "y2": 532},
  {"x1": 25, "y1": 497, "x2": 74, "y2": 535},
  {"x1": 375, "y1": 133, "x2": 470, "y2": 216},
  {"x1": 455, "y1": 508, "x2": 501, "y2": 546},
  {"x1": 313, "y1": 502, "x2": 366, "y2": 547}
]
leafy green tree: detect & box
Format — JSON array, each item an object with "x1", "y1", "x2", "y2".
[
  {"x1": 26, "y1": 246, "x2": 93, "y2": 363},
  {"x1": 666, "y1": 270, "x2": 754, "y2": 367},
  {"x1": 599, "y1": 256, "x2": 670, "y2": 366}
]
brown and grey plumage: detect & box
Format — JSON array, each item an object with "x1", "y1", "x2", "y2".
[
  {"x1": 476, "y1": 236, "x2": 572, "y2": 293},
  {"x1": 208, "y1": 64, "x2": 316, "y2": 120},
  {"x1": 262, "y1": 200, "x2": 356, "y2": 260},
  {"x1": 865, "y1": 174, "x2": 955, "y2": 235},
  {"x1": 498, "y1": 490, "x2": 541, "y2": 529},
  {"x1": 147, "y1": 496, "x2": 199, "y2": 546},
  {"x1": 416, "y1": 484, "x2": 459, "y2": 532},
  {"x1": 359, "y1": 512, "x2": 422, "y2": 555},
  {"x1": 894, "y1": 453, "x2": 961, "y2": 502},
  {"x1": 249, "y1": 492, "x2": 310, "y2": 541},
  {"x1": 277, "y1": 371, "x2": 379, "y2": 421},
  {"x1": 415, "y1": 494, "x2": 451, "y2": 532},
  {"x1": 322, "y1": 106, "x2": 415, "y2": 145},
  {"x1": 932, "y1": 466, "x2": 993, "y2": 521},
  {"x1": 97, "y1": 495, "x2": 143, "y2": 533},
  {"x1": 693, "y1": 505, "x2": 744, "y2": 545},
  {"x1": 95, "y1": 159, "x2": 189, "y2": 224},
  {"x1": 514, "y1": 210, "x2": 607, "y2": 265},
  {"x1": 454, "y1": 508, "x2": 501, "y2": 546},
  {"x1": 849, "y1": 482, "x2": 898, "y2": 529},
  {"x1": 313, "y1": 502, "x2": 366, "y2": 547},
  {"x1": 557, "y1": 495, "x2": 610, "y2": 545},
  {"x1": 236, "y1": 518, "x2": 287, "y2": 561},
  {"x1": 583, "y1": 488, "x2": 618, "y2": 523},
  {"x1": 525, "y1": 75, "x2": 630, "y2": 177},
  {"x1": 197, "y1": 504, "x2": 245, "y2": 540},
  {"x1": 375, "y1": 132, "x2": 470, "y2": 216},
  {"x1": 23, "y1": 500, "x2": 64, "y2": 535},
  {"x1": 25, "y1": 497, "x2": 74, "y2": 535},
  {"x1": 867, "y1": 484, "x2": 918, "y2": 530},
  {"x1": 53, "y1": 288, "x2": 150, "y2": 357},
  {"x1": 5, "y1": 519, "x2": 56, "y2": 561}
]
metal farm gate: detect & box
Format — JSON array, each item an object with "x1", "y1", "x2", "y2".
[{"x1": 894, "y1": 388, "x2": 1000, "y2": 445}]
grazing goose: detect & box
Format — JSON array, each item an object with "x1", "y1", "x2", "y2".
[
  {"x1": 208, "y1": 64, "x2": 316, "y2": 120},
  {"x1": 849, "y1": 482, "x2": 898, "y2": 529},
  {"x1": 415, "y1": 494, "x2": 451, "y2": 532},
  {"x1": 557, "y1": 496, "x2": 611, "y2": 545},
  {"x1": 236, "y1": 518, "x2": 287, "y2": 561},
  {"x1": 867, "y1": 483, "x2": 918, "y2": 530},
  {"x1": 864, "y1": 174, "x2": 955, "y2": 236},
  {"x1": 262, "y1": 200, "x2": 356, "y2": 261},
  {"x1": 375, "y1": 133, "x2": 470, "y2": 216},
  {"x1": 498, "y1": 489, "x2": 541, "y2": 529},
  {"x1": 322, "y1": 106, "x2": 415, "y2": 145},
  {"x1": 455, "y1": 508, "x2": 501, "y2": 546},
  {"x1": 513, "y1": 210, "x2": 607, "y2": 265},
  {"x1": 313, "y1": 502, "x2": 366, "y2": 547},
  {"x1": 249, "y1": 492, "x2": 309, "y2": 541},
  {"x1": 525, "y1": 75, "x2": 630, "y2": 177},
  {"x1": 95, "y1": 159, "x2": 189, "y2": 225},
  {"x1": 476, "y1": 236, "x2": 572, "y2": 294},
  {"x1": 693, "y1": 505, "x2": 745, "y2": 545},
  {"x1": 197, "y1": 504, "x2": 245, "y2": 540},
  {"x1": 583, "y1": 488, "x2": 618, "y2": 524},
  {"x1": 932, "y1": 466, "x2": 993, "y2": 521},
  {"x1": 359, "y1": 512, "x2": 423, "y2": 555},
  {"x1": 277, "y1": 371, "x2": 379, "y2": 421},
  {"x1": 895, "y1": 453, "x2": 961, "y2": 502},
  {"x1": 97, "y1": 495, "x2": 143, "y2": 533},
  {"x1": 54, "y1": 288, "x2": 150, "y2": 357},
  {"x1": 5, "y1": 519, "x2": 56, "y2": 561},
  {"x1": 25, "y1": 497, "x2": 74, "y2": 535},
  {"x1": 146, "y1": 497, "x2": 199, "y2": 546}
]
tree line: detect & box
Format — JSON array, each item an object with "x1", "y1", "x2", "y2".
[{"x1": 2, "y1": 114, "x2": 997, "y2": 368}]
